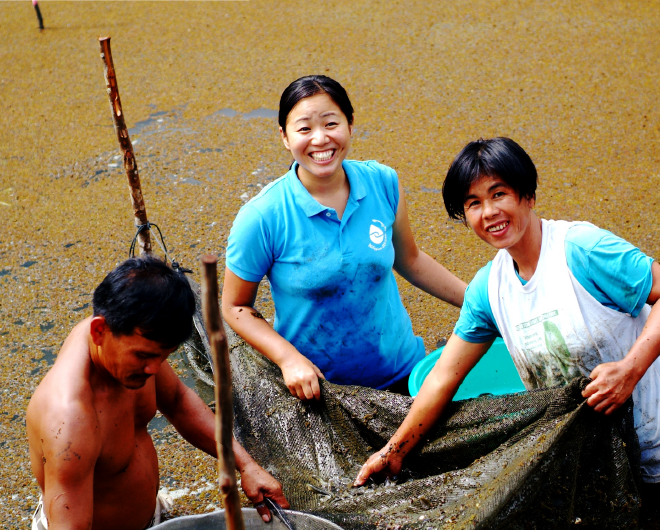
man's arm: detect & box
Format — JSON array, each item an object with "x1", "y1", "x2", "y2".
[
  {"x1": 30, "y1": 400, "x2": 101, "y2": 530},
  {"x1": 155, "y1": 362, "x2": 289, "y2": 520},
  {"x1": 354, "y1": 335, "x2": 491, "y2": 485},
  {"x1": 583, "y1": 261, "x2": 660, "y2": 414}
]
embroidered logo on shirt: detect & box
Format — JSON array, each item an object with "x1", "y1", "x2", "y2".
[{"x1": 369, "y1": 220, "x2": 387, "y2": 251}]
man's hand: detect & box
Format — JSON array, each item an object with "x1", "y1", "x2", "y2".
[
  {"x1": 239, "y1": 461, "x2": 289, "y2": 522},
  {"x1": 354, "y1": 445, "x2": 403, "y2": 487},
  {"x1": 280, "y1": 354, "x2": 325, "y2": 401},
  {"x1": 582, "y1": 359, "x2": 639, "y2": 415}
]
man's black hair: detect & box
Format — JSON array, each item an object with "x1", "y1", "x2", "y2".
[
  {"x1": 279, "y1": 75, "x2": 354, "y2": 130},
  {"x1": 93, "y1": 256, "x2": 195, "y2": 348},
  {"x1": 442, "y1": 137, "x2": 538, "y2": 222}
]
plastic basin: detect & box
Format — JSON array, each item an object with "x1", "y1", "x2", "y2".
[
  {"x1": 152, "y1": 508, "x2": 343, "y2": 529},
  {"x1": 408, "y1": 338, "x2": 526, "y2": 399}
]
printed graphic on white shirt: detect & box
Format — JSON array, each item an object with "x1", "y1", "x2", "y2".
[
  {"x1": 513, "y1": 310, "x2": 582, "y2": 388},
  {"x1": 369, "y1": 219, "x2": 387, "y2": 251}
]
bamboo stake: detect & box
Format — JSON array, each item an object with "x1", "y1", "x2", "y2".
[
  {"x1": 98, "y1": 36, "x2": 152, "y2": 256},
  {"x1": 201, "y1": 255, "x2": 245, "y2": 530},
  {"x1": 33, "y1": 0, "x2": 44, "y2": 30}
]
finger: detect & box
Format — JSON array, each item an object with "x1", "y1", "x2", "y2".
[
  {"x1": 582, "y1": 378, "x2": 604, "y2": 398},
  {"x1": 313, "y1": 364, "x2": 326, "y2": 380},
  {"x1": 604, "y1": 401, "x2": 623, "y2": 415},
  {"x1": 585, "y1": 392, "x2": 603, "y2": 407},
  {"x1": 311, "y1": 377, "x2": 321, "y2": 400},
  {"x1": 296, "y1": 384, "x2": 309, "y2": 401},
  {"x1": 302, "y1": 380, "x2": 316, "y2": 401},
  {"x1": 354, "y1": 471, "x2": 367, "y2": 487},
  {"x1": 270, "y1": 492, "x2": 290, "y2": 509},
  {"x1": 287, "y1": 383, "x2": 298, "y2": 398},
  {"x1": 588, "y1": 394, "x2": 611, "y2": 413},
  {"x1": 354, "y1": 463, "x2": 374, "y2": 486},
  {"x1": 254, "y1": 501, "x2": 271, "y2": 522}
]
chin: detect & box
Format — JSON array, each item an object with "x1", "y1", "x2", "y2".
[{"x1": 123, "y1": 377, "x2": 150, "y2": 389}]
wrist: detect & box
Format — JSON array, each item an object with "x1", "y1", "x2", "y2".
[
  {"x1": 622, "y1": 352, "x2": 647, "y2": 383},
  {"x1": 238, "y1": 459, "x2": 262, "y2": 476},
  {"x1": 273, "y1": 346, "x2": 304, "y2": 369}
]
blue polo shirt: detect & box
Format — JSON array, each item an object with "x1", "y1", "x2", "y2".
[{"x1": 226, "y1": 160, "x2": 425, "y2": 388}]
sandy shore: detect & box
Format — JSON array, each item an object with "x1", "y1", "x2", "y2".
[{"x1": 1, "y1": 1, "x2": 658, "y2": 526}]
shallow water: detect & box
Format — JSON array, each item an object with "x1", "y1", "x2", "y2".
[{"x1": 1, "y1": 1, "x2": 659, "y2": 527}]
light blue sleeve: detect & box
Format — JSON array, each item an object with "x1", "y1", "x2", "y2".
[
  {"x1": 360, "y1": 160, "x2": 399, "y2": 214},
  {"x1": 225, "y1": 203, "x2": 273, "y2": 283},
  {"x1": 453, "y1": 262, "x2": 501, "y2": 343},
  {"x1": 565, "y1": 224, "x2": 654, "y2": 317}
]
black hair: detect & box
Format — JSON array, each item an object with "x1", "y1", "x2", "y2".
[
  {"x1": 278, "y1": 75, "x2": 354, "y2": 130},
  {"x1": 92, "y1": 256, "x2": 195, "y2": 348},
  {"x1": 442, "y1": 137, "x2": 538, "y2": 222}
]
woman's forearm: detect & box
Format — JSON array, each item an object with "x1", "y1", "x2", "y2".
[
  {"x1": 222, "y1": 302, "x2": 301, "y2": 367},
  {"x1": 395, "y1": 251, "x2": 466, "y2": 308}
]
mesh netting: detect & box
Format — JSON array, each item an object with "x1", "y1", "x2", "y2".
[{"x1": 182, "y1": 286, "x2": 642, "y2": 529}]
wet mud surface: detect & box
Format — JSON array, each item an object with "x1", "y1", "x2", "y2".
[{"x1": 1, "y1": 1, "x2": 659, "y2": 527}]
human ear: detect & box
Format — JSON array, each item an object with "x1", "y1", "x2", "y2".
[
  {"x1": 89, "y1": 316, "x2": 107, "y2": 346},
  {"x1": 279, "y1": 127, "x2": 290, "y2": 151}
]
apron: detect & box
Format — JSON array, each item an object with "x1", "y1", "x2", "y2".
[{"x1": 488, "y1": 219, "x2": 660, "y2": 481}]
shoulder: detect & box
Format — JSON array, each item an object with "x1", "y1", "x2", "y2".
[
  {"x1": 237, "y1": 173, "x2": 291, "y2": 218},
  {"x1": 27, "y1": 367, "x2": 101, "y2": 465},
  {"x1": 564, "y1": 222, "x2": 654, "y2": 315},
  {"x1": 28, "y1": 321, "x2": 99, "y2": 439},
  {"x1": 230, "y1": 173, "x2": 293, "y2": 237},
  {"x1": 345, "y1": 159, "x2": 397, "y2": 179},
  {"x1": 467, "y1": 262, "x2": 493, "y2": 301},
  {"x1": 455, "y1": 262, "x2": 500, "y2": 342},
  {"x1": 345, "y1": 160, "x2": 399, "y2": 205},
  {"x1": 565, "y1": 222, "x2": 651, "y2": 266},
  {"x1": 565, "y1": 222, "x2": 613, "y2": 252}
]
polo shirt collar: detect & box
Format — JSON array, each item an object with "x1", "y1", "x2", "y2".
[{"x1": 286, "y1": 161, "x2": 367, "y2": 218}]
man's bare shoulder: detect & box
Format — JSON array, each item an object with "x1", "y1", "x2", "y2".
[{"x1": 27, "y1": 318, "x2": 100, "y2": 453}]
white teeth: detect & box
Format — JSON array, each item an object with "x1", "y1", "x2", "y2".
[
  {"x1": 310, "y1": 150, "x2": 334, "y2": 161},
  {"x1": 488, "y1": 222, "x2": 508, "y2": 232}
]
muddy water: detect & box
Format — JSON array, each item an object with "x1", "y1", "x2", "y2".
[{"x1": 1, "y1": 1, "x2": 659, "y2": 526}]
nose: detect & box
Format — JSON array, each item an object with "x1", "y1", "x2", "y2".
[
  {"x1": 483, "y1": 199, "x2": 499, "y2": 219},
  {"x1": 144, "y1": 358, "x2": 163, "y2": 375},
  {"x1": 311, "y1": 127, "x2": 327, "y2": 145}
]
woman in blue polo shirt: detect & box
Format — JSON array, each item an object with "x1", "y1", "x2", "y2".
[{"x1": 222, "y1": 75, "x2": 466, "y2": 401}]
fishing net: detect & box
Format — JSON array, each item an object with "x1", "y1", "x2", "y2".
[{"x1": 182, "y1": 288, "x2": 642, "y2": 530}]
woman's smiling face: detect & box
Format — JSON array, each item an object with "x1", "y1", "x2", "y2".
[
  {"x1": 280, "y1": 92, "x2": 353, "y2": 183},
  {"x1": 463, "y1": 174, "x2": 536, "y2": 252}
]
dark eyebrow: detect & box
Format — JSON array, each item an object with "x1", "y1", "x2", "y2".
[
  {"x1": 463, "y1": 182, "x2": 506, "y2": 203},
  {"x1": 293, "y1": 111, "x2": 339, "y2": 125}
]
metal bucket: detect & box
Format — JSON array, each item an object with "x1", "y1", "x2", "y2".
[{"x1": 152, "y1": 508, "x2": 344, "y2": 529}]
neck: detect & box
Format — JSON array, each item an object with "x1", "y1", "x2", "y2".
[
  {"x1": 508, "y1": 213, "x2": 543, "y2": 281},
  {"x1": 296, "y1": 165, "x2": 348, "y2": 200},
  {"x1": 295, "y1": 163, "x2": 350, "y2": 217},
  {"x1": 87, "y1": 335, "x2": 121, "y2": 390}
]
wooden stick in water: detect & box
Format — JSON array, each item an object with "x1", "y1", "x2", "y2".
[
  {"x1": 201, "y1": 255, "x2": 245, "y2": 530},
  {"x1": 98, "y1": 36, "x2": 152, "y2": 256},
  {"x1": 33, "y1": 0, "x2": 44, "y2": 30}
]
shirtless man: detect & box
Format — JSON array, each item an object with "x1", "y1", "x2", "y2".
[{"x1": 27, "y1": 257, "x2": 288, "y2": 530}]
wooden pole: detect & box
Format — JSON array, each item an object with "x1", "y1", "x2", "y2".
[
  {"x1": 98, "y1": 36, "x2": 152, "y2": 256},
  {"x1": 200, "y1": 255, "x2": 245, "y2": 530},
  {"x1": 33, "y1": 0, "x2": 44, "y2": 30}
]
